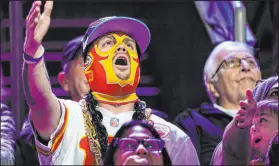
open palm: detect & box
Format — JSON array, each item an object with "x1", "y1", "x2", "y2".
[{"x1": 24, "y1": 1, "x2": 53, "y2": 56}]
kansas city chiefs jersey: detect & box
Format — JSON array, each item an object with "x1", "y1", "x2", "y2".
[{"x1": 31, "y1": 99, "x2": 199, "y2": 165}]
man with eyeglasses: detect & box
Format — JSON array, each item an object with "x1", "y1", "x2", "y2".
[{"x1": 174, "y1": 41, "x2": 261, "y2": 165}]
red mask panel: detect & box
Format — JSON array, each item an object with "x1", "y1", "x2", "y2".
[{"x1": 84, "y1": 33, "x2": 140, "y2": 104}]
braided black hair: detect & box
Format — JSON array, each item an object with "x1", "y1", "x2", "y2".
[
  {"x1": 85, "y1": 91, "x2": 146, "y2": 158},
  {"x1": 132, "y1": 99, "x2": 146, "y2": 120},
  {"x1": 85, "y1": 92, "x2": 108, "y2": 157}
]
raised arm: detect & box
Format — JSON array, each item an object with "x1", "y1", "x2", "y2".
[
  {"x1": 222, "y1": 89, "x2": 256, "y2": 164},
  {"x1": 22, "y1": 1, "x2": 61, "y2": 141}
]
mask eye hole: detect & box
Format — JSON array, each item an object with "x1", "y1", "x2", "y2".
[{"x1": 97, "y1": 35, "x2": 116, "y2": 52}]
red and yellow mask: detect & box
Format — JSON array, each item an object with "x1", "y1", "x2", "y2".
[{"x1": 84, "y1": 33, "x2": 140, "y2": 104}]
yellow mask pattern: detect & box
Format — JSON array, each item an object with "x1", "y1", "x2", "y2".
[{"x1": 84, "y1": 33, "x2": 140, "y2": 104}]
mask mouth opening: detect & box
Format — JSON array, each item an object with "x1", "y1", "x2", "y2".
[{"x1": 115, "y1": 56, "x2": 128, "y2": 66}]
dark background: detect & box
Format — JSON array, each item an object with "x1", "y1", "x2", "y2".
[{"x1": 0, "y1": 0, "x2": 277, "y2": 127}]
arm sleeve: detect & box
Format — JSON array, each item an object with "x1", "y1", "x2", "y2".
[
  {"x1": 211, "y1": 141, "x2": 249, "y2": 165},
  {"x1": 210, "y1": 142, "x2": 224, "y2": 165},
  {"x1": 169, "y1": 124, "x2": 200, "y2": 165},
  {"x1": 29, "y1": 99, "x2": 83, "y2": 165}
]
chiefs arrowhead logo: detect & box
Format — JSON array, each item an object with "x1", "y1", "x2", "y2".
[
  {"x1": 84, "y1": 55, "x2": 92, "y2": 69},
  {"x1": 153, "y1": 123, "x2": 171, "y2": 138}
]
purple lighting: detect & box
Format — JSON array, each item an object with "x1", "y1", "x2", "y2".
[
  {"x1": 51, "y1": 87, "x2": 160, "y2": 97},
  {"x1": 1, "y1": 18, "x2": 97, "y2": 28},
  {"x1": 1, "y1": 52, "x2": 63, "y2": 61},
  {"x1": 136, "y1": 87, "x2": 160, "y2": 96}
]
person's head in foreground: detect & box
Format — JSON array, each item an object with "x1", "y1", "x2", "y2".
[
  {"x1": 58, "y1": 35, "x2": 90, "y2": 102},
  {"x1": 81, "y1": 16, "x2": 151, "y2": 157},
  {"x1": 250, "y1": 99, "x2": 278, "y2": 159},
  {"x1": 104, "y1": 120, "x2": 172, "y2": 165},
  {"x1": 203, "y1": 41, "x2": 261, "y2": 108}
]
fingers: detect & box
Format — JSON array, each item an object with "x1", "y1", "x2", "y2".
[
  {"x1": 235, "y1": 115, "x2": 245, "y2": 122},
  {"x1": 31, "y1": 12, "x2": 41, "y2": 28},
  {"x1": 239, "y1": 96, "x2": 257, "y2": 114},
  {"x1": 42, "y1": 1, "x2": 53, "y2": 17},
  {"x1": 236, "y1": 105, "x2": 255, "y2": 129},
  {"x1": 237, "y1": 109, "x2": 246, "y2": 116},
  {"x1": 26, "y1": 1, "x2": 41, "y2": 35},
  {"x1": 26, "y1": 9, "x2": 41, "y2": 39},
  {"x1": 27, "y1": 6, "x2": 41, "y2": 30},
  {"x1": 239, "y1": 100, "x2": 248, "y2": 110},
  {"x1": 26, "y1": 1, "x2": 41, "y2": 23},
  {"x1": 235, "y1": 115, "x2": 246, "y2": 128},
  {"x1": 246, "y1": 89, "x2": 256, "y2": 104}
]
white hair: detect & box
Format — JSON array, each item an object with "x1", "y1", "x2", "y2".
[{"x1": 203, "y1": 41, "x2": 255, "y2": 103}]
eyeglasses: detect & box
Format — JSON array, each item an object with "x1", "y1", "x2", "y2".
[
  {"x1": 212, "y1": 57, "x2": 259, "y2": 79},
  {"x1": 113, "y1": 138, "x2": 165, "y2": 152}
]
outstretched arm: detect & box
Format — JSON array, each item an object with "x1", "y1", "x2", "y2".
[
  {"x1": 22, "y1": 1, "x2": 61, "y2": 141},
  {"x1": 222, "y1": 89, "x2": 256, "y2": 164}
]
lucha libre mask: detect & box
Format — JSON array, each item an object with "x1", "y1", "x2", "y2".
[{"x1": 84, "y1": 33, "x2": 140, "y2": 104}]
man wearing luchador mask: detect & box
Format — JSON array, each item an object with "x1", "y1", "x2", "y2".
[{"x1": 22, "y1": 1, "x2": 199, "y2": 165}]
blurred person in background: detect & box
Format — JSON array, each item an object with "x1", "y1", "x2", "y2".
[
  {"x1": 174, "y1": 41, "x2": 261, "y2": 165},
  {"x1": 57, "y1": 35, "x2": 90, "y2": 102},
  {"x1": 1, "y1": 64, "x2": 16, "y2": 165},
  {"x1": 104, "y1": 120, "x2": 172, "y2": 166}
]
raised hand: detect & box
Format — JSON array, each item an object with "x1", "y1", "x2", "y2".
[
  {"x1": 235, "y1": 89, "x2": 257, "y2": 129},
  {"x1": 24, "y1": 1, "x2": 53, "y2": 57}
]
